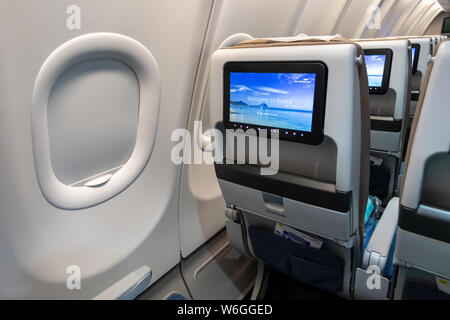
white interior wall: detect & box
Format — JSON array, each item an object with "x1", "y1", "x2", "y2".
[
  {"x1": 411, "y1": 2, "x2": 443, "y2": 35},
  {"x1": 425, "y1": 11, "x2": 450, "y2": 34},
  {"x1": 0, "y1": 0, "x2": 213, "y2": 299},
  {"x1": 294, "y1": 0, "x2": 351, "y2": 36},
  {"x1": 397, "y1": 0, "x2": 438, "y2": 35},
  {"x1": 335, "y1": 0, "x2": 383, "y2": 38},
  {"x1": 294, "y1": 0, "x2": 443, "y2": 39},
  {"x1": 363, "y1": 0, "x2": 397, "y2": 38}
]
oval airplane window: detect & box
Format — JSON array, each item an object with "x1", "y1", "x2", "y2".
[
  {"x1": 47, "y1": 58, "x2": 139, "y2": 185},
  {"x1": 32, "y1": 33, "x2": 160, "y2": 210}
]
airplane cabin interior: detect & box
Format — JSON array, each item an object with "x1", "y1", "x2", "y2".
[{"x1": 0, "y1": 0, "x2": 449, "y2": 304}]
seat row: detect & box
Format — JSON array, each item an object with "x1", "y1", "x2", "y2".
[{"x1": 208, "y1": 33, "x2": 450, "y2": 300}]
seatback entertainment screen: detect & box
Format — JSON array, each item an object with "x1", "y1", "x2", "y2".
[
  {"x1": 364, "y1": 49, "x2": 393, "y2": 95},
  {"x1": 411, "y1": 43, "x2": 420, "y2": 74},
  {"x1": 365, "y1": 54, "x2": 386, "y2": 88},
  {"x1": 223, "y1": 62, "x2": 328, "y2": 145},
  {"x1": 229, "y1": 72, "x2": 316, "y2": 132}
]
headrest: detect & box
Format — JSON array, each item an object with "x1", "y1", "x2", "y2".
[
  {"x1": 222, "y1": 35, "x2": 353, "y2": 50},
  {"x1": 352, "y1": 36, "x2": 432, "y2": 43}
]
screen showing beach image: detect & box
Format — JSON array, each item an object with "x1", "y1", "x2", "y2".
[
  {"x1": 229, "y1": 72, "x2": 316, "y2": 132},
  {"x1": 365, "y1": 54, "x2": 386, "y2": 87}
]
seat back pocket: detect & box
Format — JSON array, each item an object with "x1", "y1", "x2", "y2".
[{"x1": 249, "y1": 226, "x2": 344, "y2": 293}]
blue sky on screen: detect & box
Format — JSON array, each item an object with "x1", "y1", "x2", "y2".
[
  {"x1": 411, "y1": 47, "x2": 416, "y2": 65},
  {"x1": 365, "y1": 54, "x2": 386, "y2": 87},
  {"x1": 230, "y1": 72, "x2": 316, "y2": 112}
]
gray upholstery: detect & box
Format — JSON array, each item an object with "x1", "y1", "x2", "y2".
[
  {"x1": 421, "y1": 153, "x2": 450, "y2": 211},
  {"x1": 369, "y1": 89, "x2": 397, "y2": 117},
  {"x1": 410, "y1": 71, "x2": 422, "y2": 91}
]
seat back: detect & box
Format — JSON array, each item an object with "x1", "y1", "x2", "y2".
[
  {"x1": 355, "y1": 39, "x2": 411, "y2": 157},
  {"x1": 210, "y1": 35, "x2": 370, "y2": 297},
  {"x1": 394, "y1": 40, "x2": 450, "y2": 300}
]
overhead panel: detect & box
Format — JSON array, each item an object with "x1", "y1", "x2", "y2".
[{"x1": 294, "y1": 0, "x2": 350, "y2": 36}]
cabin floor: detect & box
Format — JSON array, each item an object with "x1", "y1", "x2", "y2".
[{"x1": 258, "y1": 269, "x2": 344, "y2": 300}]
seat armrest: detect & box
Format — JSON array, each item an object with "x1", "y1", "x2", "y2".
[{"x1": 363, "y1": 197, "x2": 399, "y2": 272}]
